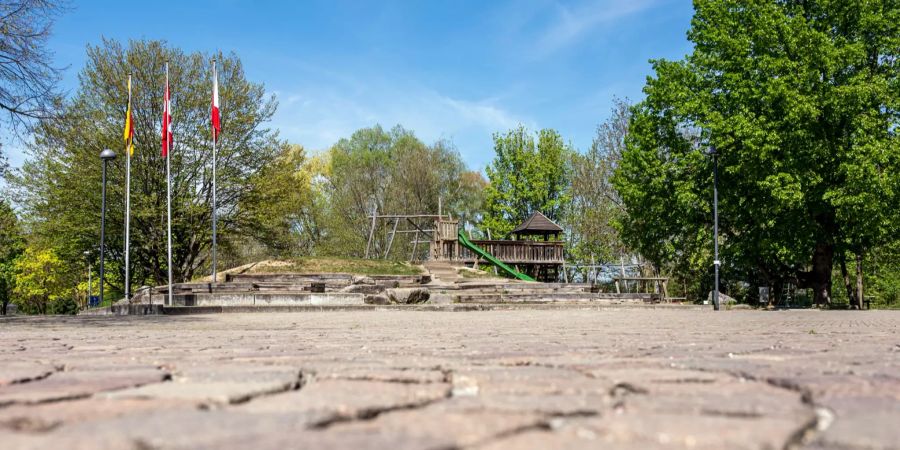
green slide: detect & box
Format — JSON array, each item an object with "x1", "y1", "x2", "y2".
[{"x1": 458, "y1": 230, "x2": 535, "y2": 282}]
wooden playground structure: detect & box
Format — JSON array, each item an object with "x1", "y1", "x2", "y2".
[
  {"x1": 366, "y1": 210, "x2": 565, "y2": 282},
  {"x1": 364, "y1": 208, "x2": 670, "y2": 296}
]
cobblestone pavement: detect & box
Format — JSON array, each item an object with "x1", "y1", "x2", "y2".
[{"x1": 1, "y1": 309, "x2": 898, "y2": 449}]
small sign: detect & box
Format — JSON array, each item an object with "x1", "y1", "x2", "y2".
[
  {"x1": 759, "y1": 287, "x2": 769, "y2": 304},
  {"x1": 89, "y1": 296, "x2": 100, "y2": 307}
]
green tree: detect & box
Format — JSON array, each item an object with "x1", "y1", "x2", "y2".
[
  {"x1": 0, "y1": 199, "x2": 24, "y2": 314},
  {"x1": 615, "y1": 0, "x2": 900, "y2": 305},
  {"x1": 8, "y1": 39, "x2": 281, "y2": 288},
  {"x1": 483, "y1": 126, "x2": 573, "y2": 238},
  {"x1": 12, "y1": 246, "x2": 68, "y2": 314},
  {"x1": 567, "y1": 99, "x2": 630, "y2": 264},
  {"x1": 236, "y1": 144, "x2": 320, "y2": 258},
  {"x1": 321, "y1": 125, "x2": 482, "y2": 258}
]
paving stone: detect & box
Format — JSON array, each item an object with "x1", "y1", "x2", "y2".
[
  {"x1": 0, "y1": 368, "x2": 168, "y2": 406},
  {"x1": 0, "y1": 362, "x2": 57, "y2": 386},
  {"x1": 237, "y1": 379, "x2": 450, "y2": 425},
  {"x1": 0, "y1": 309, "x2": 898, "y2": 448}
]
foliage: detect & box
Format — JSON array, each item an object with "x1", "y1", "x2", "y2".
[
  {"x1": 237, "y1": 144, "x2": 320, "y2": 257},
  {"x1": 0, "y1": 199, "x2": 24, "y2": 314},
  {"x1": 482, "y1": 126, "x2": 573, "y2": 238},
  {"x1": 318, "y1": 125, "x2": 485, "y2": 258},
  {"x1": 7, "y1": 39, "x2": 281, "y2": 291},
  {"x1": 12, "y1": 246, "x2": 69, "y2": 314},
  {"x1": 567, "y1": 99, "x2": 630, "y2": 264},
  {"x1": 0, "y1": 0, "x2": 66, "y2": 136},
  {"x1": 49, "y1": 296, "x2": 78, "y2": 314},
  {"x1": 614, "y1": 0, "x2": 900, "y2": 304}
]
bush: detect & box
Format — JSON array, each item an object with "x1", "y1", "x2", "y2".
[{"x1": 50, "y1": 297, "x2": 79, "y2": 315}]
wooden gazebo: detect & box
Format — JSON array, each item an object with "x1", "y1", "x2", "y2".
[{"x1": 510, "y1": 211, "x2": 564, "y2": 241}]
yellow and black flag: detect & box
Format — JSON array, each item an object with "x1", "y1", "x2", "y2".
[{"x1": 123, "y1": 76, "x2": 134, "y2": 155}]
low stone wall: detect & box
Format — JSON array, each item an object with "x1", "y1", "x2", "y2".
[
  {"x1": 171, "y1": 292, "x2": 366, "y2": 307},
  {"x1": 80, "y1": 304, "x2": 164, "y2": 316}
]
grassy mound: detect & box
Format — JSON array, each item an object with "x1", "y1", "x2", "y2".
[{"x1": 242, "y1": 258, "x2": 423, "y2": 276}]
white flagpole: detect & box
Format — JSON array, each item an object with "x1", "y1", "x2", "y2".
[
  {"x1": 211, "y1": 59, "x2": 218, "y2": 283},
  {"x1": 124, "y1": 73, "x2": 132, "y2": 301},
  {"x1": 166, "y1": 63, "x2": 173, "y2": 308}
]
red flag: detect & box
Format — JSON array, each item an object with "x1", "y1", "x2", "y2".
[
  {"x1": 211, "y1": 63, "x2": 220, "y2": 142},
  {"x1": 161, "y1": 73, "x2": 172, "y2": 157}
]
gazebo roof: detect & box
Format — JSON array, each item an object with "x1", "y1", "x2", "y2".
[{"x1": 511, "y1": 211, "x2": 563, "y2": 235}]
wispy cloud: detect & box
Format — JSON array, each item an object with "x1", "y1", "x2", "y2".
[
  {"x1": 269, "y1": 77, "x2": 533, "y2": 169},
  {"x1": 532, "y1": 0, "x2": 660, "y2": 56}
]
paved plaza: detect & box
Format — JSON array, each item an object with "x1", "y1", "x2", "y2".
[{"x1": 0, "y1": 308, "x2": 898, "y2": 449}]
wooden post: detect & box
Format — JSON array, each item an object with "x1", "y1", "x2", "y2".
[
  {"x1": 364, "y1": 203, "x2": 377, "y2": 259},
  {"x1": 410, "y1": 229, "x2": 419, "y2": 261},
  {"x1": 384, "y1": 217, "x2": 399, "y2": 259}
]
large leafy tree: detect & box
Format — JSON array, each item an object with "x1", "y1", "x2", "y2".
[
  {"x1": 236, "y1": 143, "x2": 321, "y2": 258},
  {"x1": 567, "y1": 99, "x2": 630, "y2": 264},
  {"x1": 9, "y1": 39, "x2": 281, "y2": 289},
  {"x1": 320, "y1": 125, "x2": 484, "y2": 258},
  {"x1": 615, "y1": 0, "x2": 899, "y2": 305},
  {"x1": 12, "y1": 246, "x2": 67, "y2": 314},
  {"x1": 483, "y1": 126, "x2": 572, "y2": 238},
  {"x1": 0, "y1": 199, "x2": 24, "y2": 314}
]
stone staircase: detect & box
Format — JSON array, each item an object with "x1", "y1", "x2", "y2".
[{"x1": 107, "y1": 265, "x2": 665, "y2": 314}]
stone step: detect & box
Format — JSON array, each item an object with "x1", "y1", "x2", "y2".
[
  {"x1": 171, "y1": 292, "x2": 365, "y2": 307},
  {"x1": 453, "y1": 293, "x2": 652, "y2": 303}
]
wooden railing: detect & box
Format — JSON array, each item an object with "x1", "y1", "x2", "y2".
[{"x1": 458, "y1": 240, "x2": 564, "y2": 264}]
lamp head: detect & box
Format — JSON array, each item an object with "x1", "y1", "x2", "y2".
[
  {"x1": 707, "y1": 145, "x2": 717, "y2": 156},
  {"x1": 99, "y1": 149, "x2": 116, "y2": 160}
]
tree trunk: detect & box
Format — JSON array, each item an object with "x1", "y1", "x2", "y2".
[
  {"x1": 839, "y1": 252, "x2": 856, "y2": 307},
  {"x1": 771, "y1": 279, "x2": 782, "y2": 309},
  {"x1": 854, "y1": 252, "x2": 864, "y2": 310},
  {"x1": 810, "y1": 243, "x2": 833, "y2": 307}
]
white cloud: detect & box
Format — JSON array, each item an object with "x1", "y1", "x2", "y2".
[
  {"x1": 269, "y1": 79, "x2": 533, "y2": 169},
  {"x1": 533, "y1": 0, "x2": 660, "y2": 56}
]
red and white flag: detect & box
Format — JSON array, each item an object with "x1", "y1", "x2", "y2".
[
  {"x1": 211, "y1": 63, "x2": 220, "y2": 142},
  {"x1": 161, "y1": 72, "x2": 173, "y2": 157}
]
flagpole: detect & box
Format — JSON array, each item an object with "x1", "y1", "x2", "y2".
[
  {"x1": 124, "y1": 73, "x2": 132, "y2": 301},
  {"x1": 211, "y1": 59, "x2": 218, "y2": 283},
  {"x1": 166, "y1": 62, "x2": 173, "y2": 308}
]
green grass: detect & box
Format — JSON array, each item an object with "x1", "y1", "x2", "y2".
[
  {"x1": 245, "y1": 258, "x2": 424, "y2": 276},
  {"x1": 458, "y1": 266, "x2": 501, "y2": 279}
]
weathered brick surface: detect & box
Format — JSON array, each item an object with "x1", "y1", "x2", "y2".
[{"x1": 0, "y1": 309, "x2": 897, "y2": 449}]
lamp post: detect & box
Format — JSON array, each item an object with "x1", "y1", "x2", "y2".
[
  {"x1": 99, "y1": 149, "x2": 116, "y2": 308},
  {"x1": 84, "y1": 250, "x2": 91, "y2": 309},
  {"x1": 709, "y1": 145, "x2": 720, "y2": 311}
]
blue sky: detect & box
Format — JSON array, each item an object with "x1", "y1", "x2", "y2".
[{"x1": 8, "y1": 0, "x2": 694, "y2": 170}]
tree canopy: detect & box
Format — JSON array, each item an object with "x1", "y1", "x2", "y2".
[
  {"x1": 482, "y1": 126, "x2": 573, "y2": 238},
  {"x1": 615, "y1": 0, "x2": 900, "y2": 305},
  {"x1": 8, "y1": 39, "x2": 281, "y2": 290},
  {"x1": 0, "y1": 0, "x2": 66, "y2": 135}
]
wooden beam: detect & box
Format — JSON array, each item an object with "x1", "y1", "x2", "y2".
[
  {"x1": 405, "y1": 217, "x2": 435, "y2": 239},
  {"x1": 383, "y1": 217, "x2": 400, "y2": 259},
  {"x1": 364, "y1": 203, "x2": 377, "y2": 259},
  {"x1": 410, "y1": 229, "x2": 420, "y2": 262}
]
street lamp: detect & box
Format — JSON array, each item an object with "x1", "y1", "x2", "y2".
[
  {"x1": 99, "y1": 149, "x2": 116, "y2": 308},
  {"x1": 709, "y1": 145, "x2": 720, "y2": 311}
]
